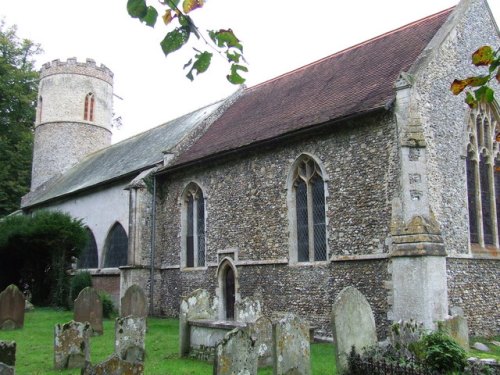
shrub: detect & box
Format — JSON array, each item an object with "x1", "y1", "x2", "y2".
[
  {"x1": 70, "y1": 271, "x2": 92, "y2": 305},
  {"x1": 98, "y1": 291, "x2": 116, "y2": 318},
  {"x1": 418, "y1": 330, "x2": 467, "y2": 374}
]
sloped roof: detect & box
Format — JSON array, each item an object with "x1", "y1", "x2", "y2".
[
  {"x1": 22, "y1": 101, "x2": 224, "y2": 207},
  {"x1": 173, "y1": 8, "x2": 453, "y2": 166}
]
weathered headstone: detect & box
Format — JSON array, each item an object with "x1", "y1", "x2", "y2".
[
  {"x1": 54, "y1": 320, "x2": 91, "y2": 370},
  {"x1": 331, "y1": 286, "x2": 377, "y2": 375},
  {"x1": 74, "y1": 287, "x2": 103, "y2": 335},
  {"x1": 0, "y1": 285, "x2": 25, "y2": 330},
  {"x1": 214, "y1": 328, "x2": 258, "y2": 375},
  {"x1": 81, "y1": 354, "x2": 144, "y2": 375},
  {"x1": 120, "y1": 285, "x2": 148, "y2": 318},
  {"x1": 179, "y1": 289, "x2": 217, "y2": 357},
  {"x1": 0, "y1": 362, "x2": 14, "y2": 375},
  {"x1": 0, "y1": 341, "x2": 15, "y2": 367},
  {"x1": 272, "y1": 313, "x2": 311, "y2": 375},
  {"x1": 115, "y1": 316, "x2": 146, "y2": 363},
  {"x1": 440, "y1": 315, "x2": 469, "y2": 350},
  {"x1": 389, "y1": 319, "x2": 425, "y2": 349},
  {"x1": 235, "y1": 295, "x2": 262, "y2": 323},
  {"x1": 248, "y1": 316, "x2": 272, "y2": 367}
]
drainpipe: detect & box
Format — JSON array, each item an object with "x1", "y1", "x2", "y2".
[{"x1": 149, "y1": 174, "x2": 157, "y2": 315}]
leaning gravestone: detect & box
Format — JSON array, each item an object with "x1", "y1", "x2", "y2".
[
  {"x1": 54, "y1": 320, "x2": 91, "y2": 370},
  {"x1": 272, "y1": 313, "x2": 311, "y2": 375},
  {"x1": 214, "y1": 328, "x2": 258, "y2": 375},
  {"x1": 331, "y1": 286, "x2": 377, "y2": 375},
  {"x1": 440, "y1": 315, "x2": 469, "y2": 350},
  {"x1": 81, "y1": 354, "x2": 144, "y2": 375},
  {"x1": 74, "y1": 287, "x2": 103, "y2": 335},
  {"x1": 248, "y1": 316, "x2": 273, "y2": 367},
  {"x1": 115, "y1": 316, "x2": 146, "y2": 363},
  {"x1": 120, "y1": 285, "x2": 148, "y2": 318},
  {"x1": 0, "y1": 341, "x2": 15, "y2": 367},
  {"x1": 0, "y1": 285, "x2": 25, "y2": 330}
]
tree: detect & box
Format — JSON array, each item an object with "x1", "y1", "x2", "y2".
[
  {"x1": 451, "y1": 46, "x2": 500, "y2": 107},
  {"x1": 0, "y1": 21, "x2": 41, "y2": 217},
  {"x1": 0, "y1": 211, "x2": 88, "y2": 308},
  {"x1": 127, "y1": 0, "x2": 248, "y2": 84}
]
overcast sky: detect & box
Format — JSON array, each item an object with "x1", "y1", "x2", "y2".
[{"x1": 2, "y1": 0, "x2": 499, "y2": 142}]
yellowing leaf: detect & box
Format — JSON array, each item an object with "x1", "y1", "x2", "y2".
[
  {"x1": 183, "y1": 0, "x2": 204, "y2": 14},
  {"x1": 472, "y1": 46, "x2": 494, "y2": 66},
  {"x1": 450, "y1": 79, "x2": 471, "y2": 95},
  {"x1": 163, "y1": 10, "x2": 174, "y2": 25}
]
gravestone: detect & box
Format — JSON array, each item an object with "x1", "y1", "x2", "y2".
[
  {"x1": 74, "y1": 287, "x2": 103, "y2": 335},
  {"x1": 179, "y1": 289, "x2": 217, "y2": 357},
  {"x1": 0, "y1": 285, "x2": 25, "y2": 330},
  {"x1": 248, "y1": 316, "x2": 272, "y2": 367},
  {"x1": 235, "y1": 295, "x2": 262, "y2": 323},
  {"x1": 440, "y1": 315, "x2": 469, "y2": 350},
  {"x1": 0, "y1": 341, "x2": 15, "y2": 366},
  {"x1": 389, "y1": 319, "x2": 425, "y2": 349},
  {"x1": 331, "y1": 286, "x2": 377, "y2": 375},
  {"x1": 272, "y1": 313, "x2": 311, "y2": 375},
  {"x1": 115, "y1": 316, "x2": 146, "y2": 363},
  {"x1": 82, "y1": 354, "x2": 144, "y2": 375},
  {"x1": 120, "y1": 285, "x2": 148, "y2": 318},
  {"x1": 214, "y1": 328, "x2": 258, "y2": 375},
  {"x1": 54, "y1": 320, "x2": 91, "y2": 370},
  {"x1": 0, "y1": 362, "x2": 14, "y2": 375}
]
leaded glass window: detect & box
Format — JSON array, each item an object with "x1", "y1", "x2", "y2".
[
  {"x1": 183, "y1": 183, "x2": 206, "y2": 268},
  {"x1": 466, "y1": 104, "x2": 500, "y2": 248},
  {"x1": 77, "y1": 228, "x2": 98, "y2": 269},
  {"x1": 292, "y1": 156, "x2": 327, "y2": 262},
  {"x1": 103, "y1": 222, "x2": 128, "y2": 267}
]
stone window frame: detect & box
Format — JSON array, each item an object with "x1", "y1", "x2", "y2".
[
  {"x1": 83, "y1": 92, "x2": 95, "y2": 122},
  {"x1": 77, "y1": 227, "x2": 99, "y2": 269},
  {"x1": 180, "y1": 182, "x2": 207, "y2": 270},
  {"x1": 102, "y1": 221, "x2": 128, "y2": 268},
  {"x1": 465, "y1": 102, "x2": 500, "y2": 250},
  {"x1": 286, "y1": 153, "x2": 330, "y2": 265}
]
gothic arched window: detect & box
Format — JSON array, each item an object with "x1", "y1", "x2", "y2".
[
  {"x1": 84, "y1": 93, "x2": 95, "y2": 121},
  {"x1": 182, "y1": 183, "x2": 206, "y2": 268},
  {"x1": 78, "y1": 228, "x2": 99, "y2": 269},
  {"x1": 466, "y1": 104, "x2": 500, "y2": 248},
  {"x1": 290, "y1": 155, "x2": 327, "y2": 262},
  {"x1": 103, "y1": 222, "x2": 128, "y2": 267}
]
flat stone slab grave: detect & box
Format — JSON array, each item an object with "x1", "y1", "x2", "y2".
[
  {"x1": 74, "y1": 287, "x2": 103, "y2": 335},
  {"x1": 120, "y1": 285, "x2": 148, "y2": 318},
  {"x1": 214, "y1": 328, "x2": 258, "y2": 375},
  {"x1": 54, "y1": 320, "x2": 91, "y2": 370},
  {"x1": 0, "y1": 285, "x2": 25, "y2": 330},
  {"x1": 331, "y1": 286, "x2": 377, "y2": 375},
  {"x1": 115, "y1": 316, "x2": 146, "y2": 363},
  {"x1": 272, "y1": 313, "x2": 311, "y2": 375}
]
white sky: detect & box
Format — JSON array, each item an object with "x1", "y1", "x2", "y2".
[{"x1": 1, "y1": 0, "x2": 499, "y2": 142}]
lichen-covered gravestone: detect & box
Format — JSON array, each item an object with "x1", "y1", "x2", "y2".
[
  {"x1": 81, "y1": 354, "x2": 144, "y2": 375},
  {"x1": 0, "y1": 341, "x2": 16, "y2": 366},
  {"x1": 0, "y1": 285, "x2": 25, "y2": 330},
  {"x1": 248, "y1": 316, "x2": 272, "y2": 367},
  {"x1": 272, "y1": 313, "x2": 311, "y2": 375},
  {"x1": 214, "y1": 328, "x2": 258, "y2": 375},
  {"x1": 331, "y1": 286, "x2": 377, "y2": 375},
  {"x1": 179, "y1": 289, "x2": 217, "y2": 357},
  {"x1": 440, "y1": 315, "x2": 469, "y2": 350},
  {"x1": 120, "y1": 285, "x2": 148, "y2": 318},
  {"x1": 115, "y1": 316, "x2": 146, "y2": 363},
  {"x1": 54, "y1": 320, "x2": 91, "y2": 370},
  {"x1": 74, "y1": 287, "x2": 103, "y2": 335},
  {"x1": 235, "y1": 295, "x2": 262, "y2": 323}
]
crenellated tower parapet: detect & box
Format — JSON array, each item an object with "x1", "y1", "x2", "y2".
[{"x1": 40, "y1": 57, "x2": 113, "y2": 85}]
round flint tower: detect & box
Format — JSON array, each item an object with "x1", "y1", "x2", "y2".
[{"x1": 30, "y1": 57, "x2": 114, "y2": 191}]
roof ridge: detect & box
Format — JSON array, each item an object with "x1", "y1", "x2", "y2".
[{"x1": 247, "y1": 6, "x2": 455, "y2": 92}]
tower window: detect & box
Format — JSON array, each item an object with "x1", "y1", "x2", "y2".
[{"x1": 84, "y1": 93, "x2": 95, "y2": 121}]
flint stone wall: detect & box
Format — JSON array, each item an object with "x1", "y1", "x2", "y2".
[{"x1": 447, "y1": 258, "x2": 499, "y2": 337}]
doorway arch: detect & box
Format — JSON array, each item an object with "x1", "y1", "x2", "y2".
[{"x1": 216, "y1": 257, "x2": 239, "y2": 321}]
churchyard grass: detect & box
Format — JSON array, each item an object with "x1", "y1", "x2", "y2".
[{"x1": 0, "y1": 308, "x2": 336, "y2": 374}]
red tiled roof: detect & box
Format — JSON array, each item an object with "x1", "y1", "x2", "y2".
[{"x1": 174, "y1": 8, "x2": 453, "y2": 166}]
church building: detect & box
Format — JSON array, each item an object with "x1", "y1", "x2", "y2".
[{"x1": 22, "y1": 0, "x2": 499, "y2": 337}]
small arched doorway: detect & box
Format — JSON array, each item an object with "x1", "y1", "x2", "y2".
[
  {"x1": 224, "y1": 266, "x2": 235, "y2": 320},
  {"x1": 216, "y1": 258, "x2": 239, "y2": 321}
]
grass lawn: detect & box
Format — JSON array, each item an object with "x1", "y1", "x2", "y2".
[{"x1": 0, "y1": 308, "x2": 336, "y2": 374}]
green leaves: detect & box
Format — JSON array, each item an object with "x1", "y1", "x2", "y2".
[
  {"x1": 209, "y1": 29, "x2": 247, "y2": 84},
  {"x1": 451, "y1": 45, "x2": 500, "y2": 108},
  {"x1": 185, "y1": 50, "x2": 213, "y2": 81},
  {"x1": 160, "y1": 26, "x2": 190, "y2": 57},
  {"x1": 127, "y1": 0, "x2": 158, "y2": 27},
  {"x1": 227, "y1": 64, "x2": 248, "y2": 85}
]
